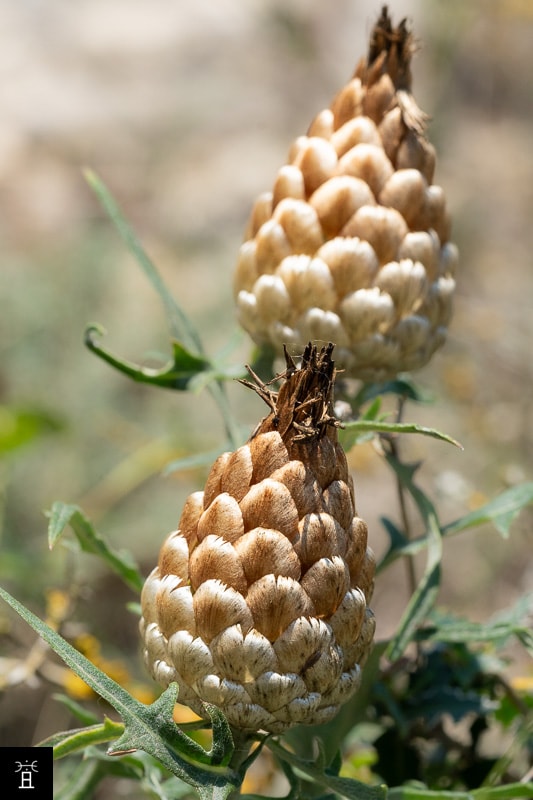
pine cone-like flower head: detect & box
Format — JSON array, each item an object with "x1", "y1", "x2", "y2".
[
  {"x1": 140, "y1": 343, "x2": 375, "y2": 733},
  {"x1": 234, "y1": 7, "x2": 457, "y2": 381}
]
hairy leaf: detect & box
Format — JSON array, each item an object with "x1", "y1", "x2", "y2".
[{"x1": 0, "y1": 587, "x2": 239, "y2": 798}]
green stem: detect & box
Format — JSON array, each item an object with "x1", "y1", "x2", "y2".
[
  {"x1": 228, "y1": 728, "x2": 254, "y2": 771},
  {"x1": 389, "y1": 396, "x2": 418, "y2": 598},
  {"x1": 226, "y1": 728, "x2": 257, "y2": 797}
]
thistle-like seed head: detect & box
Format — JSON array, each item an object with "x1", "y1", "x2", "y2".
[
  {"x1": 234, "y1": 6, "x2": 457, "y2": 381},
  {"x1": 140, "y1": 343, "x2": 375, "y2": 733}
]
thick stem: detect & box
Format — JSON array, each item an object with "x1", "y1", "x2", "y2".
[{"x1": 227, "y1": 727, "x2": 257, "y2": 797}]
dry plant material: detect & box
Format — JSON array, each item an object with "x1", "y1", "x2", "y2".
[
  {"x1": 140, "y1": 343, "x2": 375, "y2": 733},
  {"x1": 234, "y1": 6, "x2": 457, "y2": 381}
]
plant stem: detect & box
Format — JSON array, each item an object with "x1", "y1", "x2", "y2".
[
  {"x1": 227, "y1": 727, "x2": 257, "y2": 797},
  {"x1": 390, "y1": 396, "x2": 418, "y2": 598},
  {"x1": 229, "y1": 728, "x2": 254, "y2": 770}
]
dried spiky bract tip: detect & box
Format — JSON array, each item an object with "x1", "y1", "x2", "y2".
[
  {"x1": 140, "y1": 343, "x2": 375, "y2": 733},
  {"x1": 234, "y1": 6, "x2": 457, "y2": 381}
]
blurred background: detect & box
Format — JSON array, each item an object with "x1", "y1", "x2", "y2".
[{"x1": 1, "y1": 0, "x2": 532, "y2": 783}]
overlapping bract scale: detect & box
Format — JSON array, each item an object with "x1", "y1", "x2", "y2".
[
  {"x1": 140, "y1": 344, "x2": 375, "y2": 732},
  {"x1": 234, "y1": 8, "x2": 457, "y2": 380}
]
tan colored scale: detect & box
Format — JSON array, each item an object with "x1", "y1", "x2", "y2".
[
  {"x1": 234, "y1": 6, "x2": 458, "y2": 381},
  {"x1": 140, "y1": 343, "x2": 375, "y2": 733}
]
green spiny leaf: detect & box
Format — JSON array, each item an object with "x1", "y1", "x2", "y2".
[
  {"x1": 205, "y1": 704, "x2": 235, "y2": 767},
  {"x1": 0, "y1": 587, "x2": 239, "y2": 797}
]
